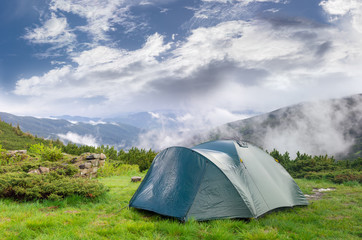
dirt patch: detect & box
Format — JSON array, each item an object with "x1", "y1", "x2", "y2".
[
  {"x1": 39, "y1": 206, "x2": 59, "y2": 212},
  {"x1": 327, "y1": 215, "x2": 351, "y2": 220},
  {"x1": 64, "y1": 210, "x2": 80, "y2": 214},
  {"x1": 97, "y1": 214, "x2": 115, "y2": 218},
  {"x1": 0, "y1": 217, "x2": 11, "y2": 222},
  {"x1": 343, "y1": 201, "x2": 357, "y2": 206},
  {"x1": 304, "y1": 188, "x2": 336, "y2": 200}
]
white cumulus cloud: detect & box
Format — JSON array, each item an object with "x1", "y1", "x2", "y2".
[
  {"x1": 320, "y1": 0, "x2": 362, "y2": 33},
  {"x1": 24, "y1": 13, "x2": 76, "y2": 47}
]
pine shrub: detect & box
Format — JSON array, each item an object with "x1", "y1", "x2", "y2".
[{"x1": 0, "y1": 172, "x2": 108, "y2": 201}]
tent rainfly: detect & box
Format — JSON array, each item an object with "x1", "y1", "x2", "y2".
[{"x1": 129, "y1": 140, "x2": 308, "y2": 221}]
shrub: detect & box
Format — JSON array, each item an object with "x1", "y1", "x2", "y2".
[
  {"x1": 0, "y1": 153, "x2": 29, "y2": 166},
  {"x1": 42, "y1": 146, "x2": 63, "y2": 162},
  {"x1": 332, "y1": 171, "x2": 362, "y2": 184},
  {"x1": 98, "y1": 162, "x2": 139, "y2": 177},
  {"x1": 0, "y1": 160, "x2": 78, "y2": 177},
  {"x1": 0, "y1": 172, "x2": 108, "y2": 201},
  {"x1": 28, "y1": 143, "x2": 63, "y2": 162},
  {"x1": 0, "y1": 144, "x2": 5, "y2": 153},
  {"x1": 28, "y1": 143, "x2": 45, "y2": 155}
]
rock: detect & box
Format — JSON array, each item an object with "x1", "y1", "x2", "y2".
[
  {"x1": 90, "y1": 159, "x2": 99, "y2": 167},
  {"x1": 7, "y1": 150, "x2": 27, "y2": 156},
  {"x1": 74, "y1": 152, "x2": 107, "y2": 178},
  {"x1": 80, "y1": 169, "x2": 89, "y2": 175},
  {"x1": 39, "y1": 167, "x2": 50, "y2": 174},
  {"x1": 84, "y1": 162, "x2": 92, "y2": 169},
  {"x1": 131, "y1": 176, "x2": 142, "y2": 182},
  {"x1": 86, "y1": 154, "x2": 96, "y2": 160},
  {"x1": 28, "y1": 169, "x2": 41, "y2": 174}
]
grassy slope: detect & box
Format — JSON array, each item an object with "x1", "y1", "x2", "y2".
[
  {"x1": 0, "y1": 120, "x2": 57, "y2": 150},
  {"x1": 0, "y1": 175, "x2": 360, "y2": 239}
]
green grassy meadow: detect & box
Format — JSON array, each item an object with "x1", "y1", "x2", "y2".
[{"x1": 0, "y1": 174, "x2": 360, "y2": 240}]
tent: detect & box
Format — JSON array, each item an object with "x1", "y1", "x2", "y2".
[{"x1": 129, "y1": 140, "x2": 308, "y2": 221}]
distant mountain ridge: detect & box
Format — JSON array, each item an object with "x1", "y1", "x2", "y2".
[
  {"x1": 1, "y1": 94, "x2": 361, "y2": 158},
  {"x1": 0, "y1": 112, "x2": 140, "y2": 148},
  {"x1": 52, "y1": 111, "x2": 179, "y2": 130},
  {"x1": 201, "y1": 94, "x2": 362, "y2": 159}
]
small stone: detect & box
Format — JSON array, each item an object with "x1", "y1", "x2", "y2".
[
  {"x1": 100, "y1": 153, "x2": 106, "y2": 160},
  {"x1": 131, "y1": 176, "x2": 142, "y2": 182},
  {"x1": 39, "y1": 167, "x2": 50, "y2": 174},
  {"x1": 92, "y1": 167, "x2": 98, "y2": 173},
  {"x1": 85, "y1": 162, "x2": 92, "y2": 169},
  {"x1": 28, "y1": 169, "x2": 41, "y2": 174},
  {"x1": 79, "y1": 164, "x2": 86, "y2": 169}
]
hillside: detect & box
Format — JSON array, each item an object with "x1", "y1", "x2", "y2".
[
  {"x1": 0, "y1": 112, "x2": 140, "y2": 149},
  {"x1": 200, "y1": 94, "x2": 362, "y2": 159},
  {"x1": 0, "y1": 119, "x2": 59, "y2": 150}
]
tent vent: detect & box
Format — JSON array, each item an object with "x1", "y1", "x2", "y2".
[{"x1": 237, "y1": 141, "x2": 248, "y2": 148}]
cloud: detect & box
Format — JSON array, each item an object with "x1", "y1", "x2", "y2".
[
  {"x1": 14, "y1": 66, "x2": 72, "y2": 97},
  {"x1": 48, "y1": 0, "x2": 150, "y2": 42},
  {"x1": 14, "y1": 13, "x2": 362, "y2": 116},
  {"x1": 137, "y1": 108, "x2": 251, "y2": 150},
  {"x1": 11, "y1": 0, "x2": 362, "y2": 121},
  {"x1": 320, "y1": 0, "x2": 362, "y2": 32},
  {"x1": 261, "y1": 95, "x2": 362, "y2": 157},
  {"x1": 57, "y1": 131, "x2": 98, "y2": 146},
  {"x1": 24, "y1": 13, "x2": 76, "y2": 47}
]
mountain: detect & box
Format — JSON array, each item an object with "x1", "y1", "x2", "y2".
[
  {"x1": 0, "y1": 119, "x2": 58, "y2": 150},
  {"x1": 0, "y1": 112, "x2": 140, "y2": 149},
  {"x1": 200, "y1": 94, "x2": 362, "y2": 159},
  {"x1": 1, "y1": 94, "x2": 361, "y2": 158},
  {"x1": 53, "y1": 111, "x2": 179, "y2": 130}
]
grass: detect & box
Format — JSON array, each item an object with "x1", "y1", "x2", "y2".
[{"x1": 0, "y1": 175, "x2": 360, "y2": 239}]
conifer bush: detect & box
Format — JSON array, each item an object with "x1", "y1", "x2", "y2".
[
  {"x1": 28, "y1": 143, "x2": 63, "y2": 162},
  {"x1": 0, "y1": 172, "x2": 108, "y2": 200}
]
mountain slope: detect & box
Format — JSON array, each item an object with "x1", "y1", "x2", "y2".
[
  {"x1": 0, "y1": 112, "x2": 140, "y2": 148},
  {"x1": 202, "y1": 94, "x2": 362, "y2": 159},
  {"x1": 0, "y1": 120, "x2": 58, "y2": 150}
]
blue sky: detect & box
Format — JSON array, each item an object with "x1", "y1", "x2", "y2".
[{"x1": 0, "y1": 0, "x2": 361, "y2": 127}]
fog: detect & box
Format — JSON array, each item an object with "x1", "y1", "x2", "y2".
[
  {"x1": 136, "y1": 94, "x2": 362, "y2": 158},
  {"x1": 57, "y1": 132, "x2": 99, "y2": 147}
]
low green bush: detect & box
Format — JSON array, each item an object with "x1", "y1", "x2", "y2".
[
  {"x1": 332, "y1": 171, "x2": 362, "y2": 184},
  {"x1": 0, "y1": 160, "x2": 78, "y2": 176},
  {"x1": 0, "y1": 151, "x2": 29, "y2": 166},
  {"x1": 0, "y1": 172, "x2": 108, "y2": 201},
  {"x1": 300, "y1": 169, "x2": 361, "y2": 184},
  {"x1": 28, "y1": 143, "x2": 63, "y2": 162},
  {"x1": 98, "y1": 161, "x2": 139, "y2": 177}
]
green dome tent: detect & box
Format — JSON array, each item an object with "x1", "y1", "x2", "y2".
[{"x1": 129, "y1": 140, "x2": 308, "y2": 221}]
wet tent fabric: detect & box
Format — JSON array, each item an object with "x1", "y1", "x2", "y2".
[{"x1": 129, "y1": 140, "x2": 308, "y2": 221}]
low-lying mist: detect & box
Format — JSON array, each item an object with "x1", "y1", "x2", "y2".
[{"x1": 136, "y1": 94, "x2": 362, "y2": 159}]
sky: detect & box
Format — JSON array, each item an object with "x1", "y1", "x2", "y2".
[{"x1": 0, "y1": 0, "x2": 361, "y2": 126}]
